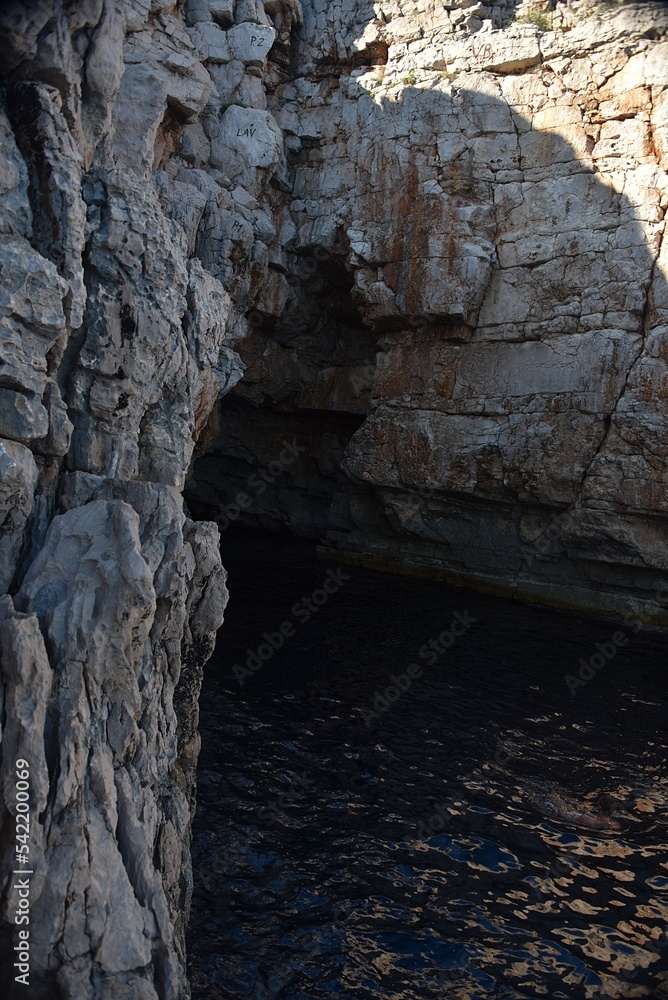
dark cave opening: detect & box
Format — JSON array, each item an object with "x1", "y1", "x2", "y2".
[
  {"x1": 184, "y1": 394, "x2": 371, "y2": 541},
  {"x1": 184, "y1": 232, "x2": 394, "y2": 552}
]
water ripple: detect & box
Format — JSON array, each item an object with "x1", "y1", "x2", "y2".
[{"x1": 188, "y1": 530, "x2": 668, "y2": 1000}]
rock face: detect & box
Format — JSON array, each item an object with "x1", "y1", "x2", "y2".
[
  {"x1": 0, "y1": 1, "x2": 240, "y2": 996},
  {"x1": 190, "y1": 0, "x2": 668, "y2": 626},
  {"x1": 0, "y1": 0, "x2": 667, "y2": 996}
]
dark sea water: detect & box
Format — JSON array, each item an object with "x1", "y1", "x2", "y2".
[{"x1": 187, "y1": 528, "x2": 668, "y2": 1000}]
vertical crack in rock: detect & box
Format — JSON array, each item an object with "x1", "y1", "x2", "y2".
[{"x1": 576, "y1": 235, "x2": 661, "y2": 503}]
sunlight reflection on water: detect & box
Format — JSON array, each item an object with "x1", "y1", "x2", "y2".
[{"x1": 188, "y1": 529, "x2": 668, "y2": 1000}]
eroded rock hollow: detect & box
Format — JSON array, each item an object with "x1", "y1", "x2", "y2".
[{"x1": 0, "y1": 0, "x2": 667, "y2": 996}]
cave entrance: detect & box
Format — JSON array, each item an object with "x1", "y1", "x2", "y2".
[
  {"x1": 185, "y1": 241, "x2": 391, "y2": 554},
  {"x1": 186, "y1": 395, "x2": 366, "y2": 539}
]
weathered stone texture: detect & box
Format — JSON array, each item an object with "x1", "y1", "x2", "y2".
[
  {"x1": 0, "y1": 0, "x2": 239, "y2": 996},
  {"x1": 0, "y1": 0, "x2": 667, "y2": 996},
  {"x1": 199, "y1": 0, "x2": 668, "y2": 625}
]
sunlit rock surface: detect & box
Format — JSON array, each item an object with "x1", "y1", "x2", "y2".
[{"x1": 0, "y1": 0, "x2": 667, "y2": 996}]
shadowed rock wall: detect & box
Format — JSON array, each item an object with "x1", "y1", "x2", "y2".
[
  {"x1": 190, "y1": 0, "x2": 668, "y2": 625},
  {"x1": 0, "y1": 0, "x2": 667, "y2": 997}
]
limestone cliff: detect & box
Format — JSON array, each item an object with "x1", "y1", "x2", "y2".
[
  {"x1": 0, "y1": 0, "x2": 666, "y2": 997},
  {"x1": 191, "y1": 0, "x2": 668, "y2": 625}
]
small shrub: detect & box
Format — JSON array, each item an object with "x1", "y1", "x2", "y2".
[
  {"x1": 401, "y1": 70, "x2": 417, "y2": 86},
  {"x1": 220, "y1": 100, "x2": 246, "y2": 113},
  {"x1": 518, "y1": 5, "x2": 552, "y2": 30}
]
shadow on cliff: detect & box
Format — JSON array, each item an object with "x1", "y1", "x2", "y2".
[
  {"x1": 224, "y1": 0, "x2": 668, "y2": 616},
  {"x1": 197, "y1": 0, "x2": 668, "y2": 610},
  {"x1": 323, "y1": 16, "x2": 668, "y2": 535}
]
